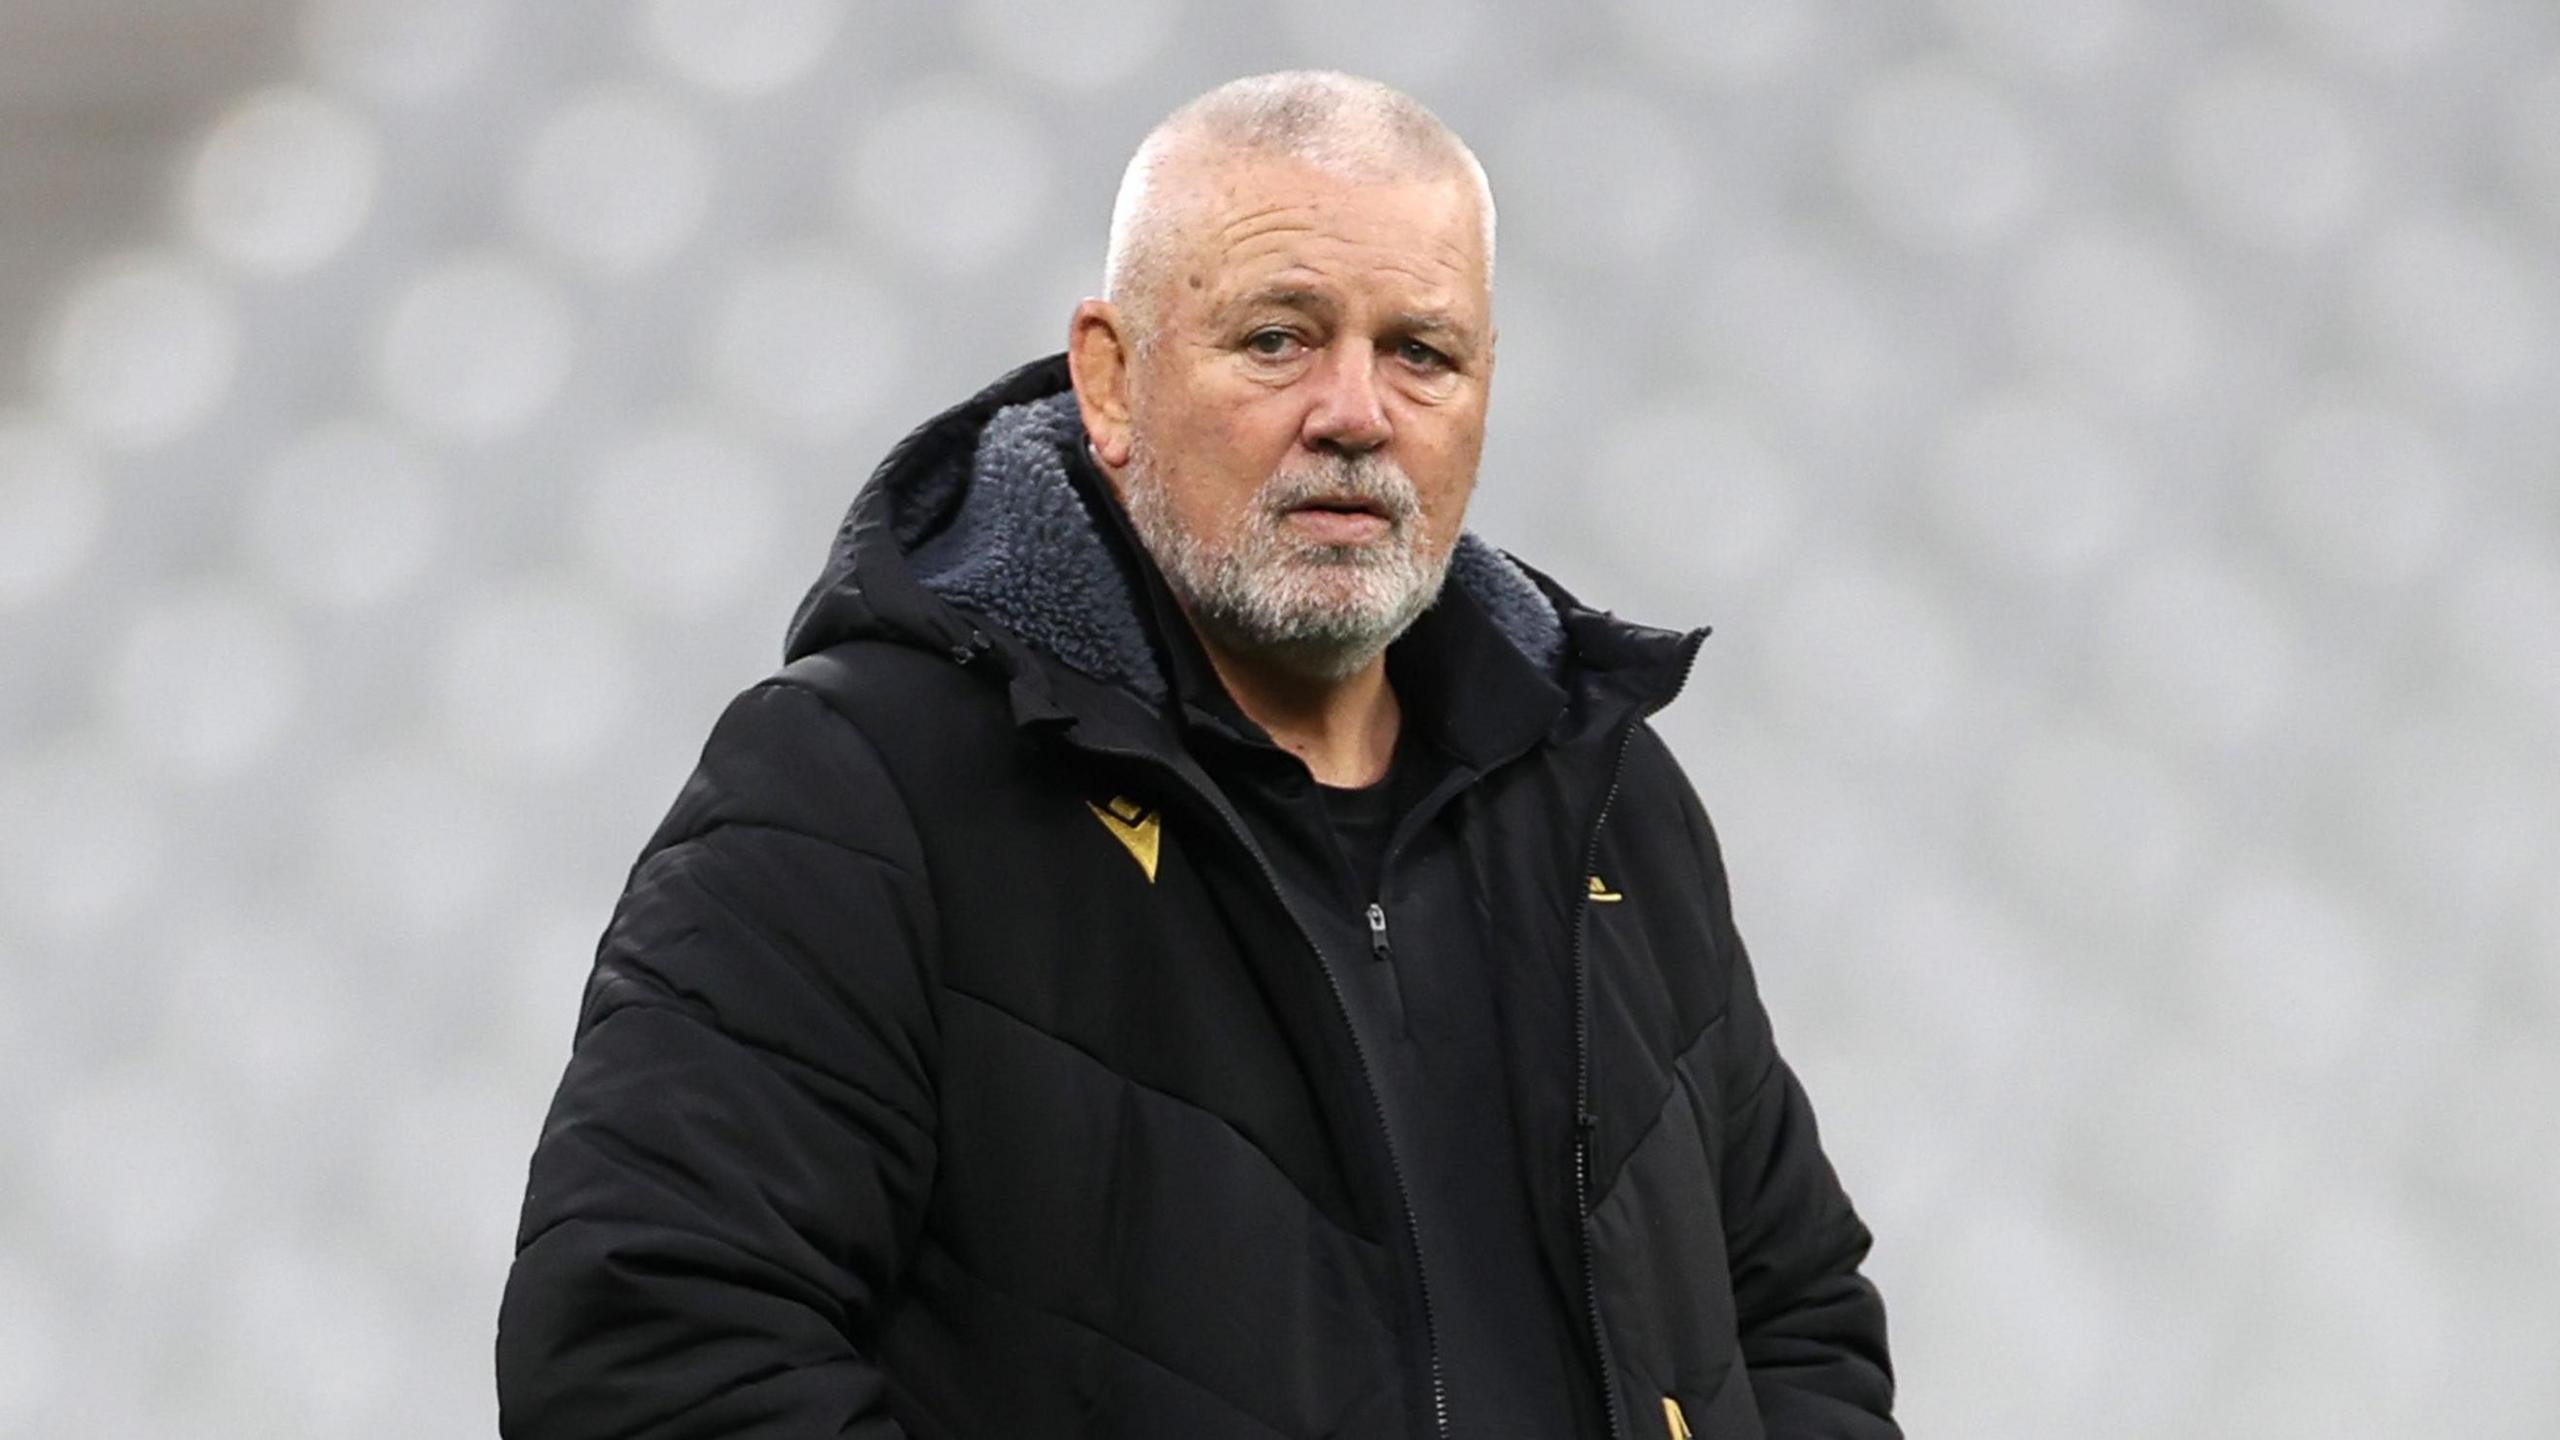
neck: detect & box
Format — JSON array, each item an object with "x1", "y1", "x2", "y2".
[{"x1": 1193, "y1": 633, "x2": 1401, "y2": 787}]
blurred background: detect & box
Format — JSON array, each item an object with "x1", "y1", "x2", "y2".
[{"x1": 2, "y1": 1, "x2": 2555, "y2": 1435}]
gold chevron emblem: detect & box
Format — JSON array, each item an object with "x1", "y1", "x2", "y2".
[
  {"x1": 1588, "y1": 874, "x2": 1624, "y2": 903},
  {"x1": 1662, "y1": 1395, "x2": 1693, "y2": 1440},
  {"x1": 1086, "y1": 796, "x2": 1162, "y2": 883}
]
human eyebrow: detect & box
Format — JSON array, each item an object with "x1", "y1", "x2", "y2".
[
  {"x1": 1387, "y1": 309, "x2": 1480, "y2": 361},
  {"x1": 1220, "y1": 286, "x2": 1334, "y2": 325}
]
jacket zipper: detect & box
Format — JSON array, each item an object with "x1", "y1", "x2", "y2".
[
  {"x1": 1071, "y1": 741, "x2": 1450, "y2": 1439},
  {"x1": 1572, "y1": 637, "x2": 1706, "y2": 1440},
  {"x1": 1236, "y1": 834, "x2": 1451, "y2": 1439},
  {"x1": 1573, "y1": 723, "x2": 1640, "y2": 1440}
]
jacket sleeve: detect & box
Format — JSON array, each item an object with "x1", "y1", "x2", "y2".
[
  {"x1": 1677, "y1": 766, "x2": 1899, "y2": 1437},
  {"x1": 498, "y1": 679, "x2": 940, "y2": 1439}
]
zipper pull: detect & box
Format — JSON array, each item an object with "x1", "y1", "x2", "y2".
[{"x1": 1366, "y1": 901, "x2": 1392, "y2": 961}]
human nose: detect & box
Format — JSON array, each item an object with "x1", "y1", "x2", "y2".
[{"x1": 1301, "y1": 340, "x2": 1391, "y2": 453}]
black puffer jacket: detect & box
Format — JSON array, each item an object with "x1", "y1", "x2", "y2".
[{"x1": 498, "y1": 357, "x2": 1896, "y2": 1439}]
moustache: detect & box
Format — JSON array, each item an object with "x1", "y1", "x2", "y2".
[{"x1": 1257, "y1": 453, "x2": 1422, "y2": 527}]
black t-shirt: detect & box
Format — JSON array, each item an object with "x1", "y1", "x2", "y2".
[{"x1": 1315, "y1": 761, "x2": 1402, "y2": 905}]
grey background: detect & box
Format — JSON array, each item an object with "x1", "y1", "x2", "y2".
[{"x1": 3, "y1": 1, "x2": 2556, "y2": 1435}]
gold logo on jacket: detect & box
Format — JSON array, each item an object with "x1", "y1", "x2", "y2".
[
  {"x1": 1662, "y1": 1394, "x2": 1693, "y2": 1439},
  {"x1": 1588, "y1": 874, "x2": 1624, "y2": 903},
  {"x1": 1086, "y1": 796, "x2": 1162, "y2": 883}
]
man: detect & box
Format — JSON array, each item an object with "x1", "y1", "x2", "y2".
[{"x1": 499, "y1": 71, "x2": 1895, "y2": 1440}]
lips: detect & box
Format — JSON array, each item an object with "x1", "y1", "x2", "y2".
[
  {"x1": 1281, "y1": 497, "x2": 1395, "y2": 545},
  {"x1": 1288, "y1": 495, "x2": 1390, "y2": 520}
]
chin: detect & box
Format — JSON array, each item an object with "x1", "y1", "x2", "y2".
[{"x1": 1214, "y1": 584, "x2": 1446, "y2": 682}]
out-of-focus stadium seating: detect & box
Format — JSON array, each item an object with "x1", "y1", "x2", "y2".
[{"x1": 2, "y1": 1, "x2": 2555, "y2": 1434}]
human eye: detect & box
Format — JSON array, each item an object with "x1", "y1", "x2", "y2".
[
  {"x1": 1242, "y1": 326, "x2": 1304, "y2": 359},
  {"x1": 1395, "y1": 338, "x2": 1452, "y2": 372}
]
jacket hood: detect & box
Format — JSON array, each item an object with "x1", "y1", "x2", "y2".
[{"x1": 785, "y1": 354, "x2": 1699, "y2": 720}]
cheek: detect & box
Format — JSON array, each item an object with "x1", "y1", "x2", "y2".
[
  {"x1": 1219, "y1": 388, "x2": 1309, "y2": 462},
  {"x1": 1405, "y1": 413, "x2": 1485, "y2": 517},
  {"x1": 1137, "y1": 389, "x2": 1263, "y2": 533},
  {"x1": 1198, "y1": 398, "x2": 1302, "y2": 495}
]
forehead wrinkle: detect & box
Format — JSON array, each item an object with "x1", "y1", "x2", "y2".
[
  {"x1": 1150, "y1": 169, "x2": 1489, "y2": 339},
  {"x1": 1201, "y1": 198, "x2": 1320, "y2": 251},
  {"x1": 1220, "y1": 238, "x2": 1478, "y2": 298},
  {"x1": 1189, "y1": 168, "x2": 1478, "y2": 253}
]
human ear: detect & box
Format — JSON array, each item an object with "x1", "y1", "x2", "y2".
[{"x1": 1067, "y1": 299, "x2": 1136, "y2": 471}]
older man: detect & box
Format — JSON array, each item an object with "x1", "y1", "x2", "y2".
[{"x1": 499, "y1": 72, "x2": 1896, "y2": 1440}]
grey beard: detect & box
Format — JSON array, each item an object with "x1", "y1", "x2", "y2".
[{"x1": 1121, "y1": 441, "x2": 1450, "y2": 682}]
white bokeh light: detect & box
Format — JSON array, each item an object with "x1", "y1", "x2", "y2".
[
  {"x1": 1936, "y1": 0, "x2": 2133, "y2": 80},
  {"x1": 0, "y1": 416, "x2": 105, "y2": 608},
  {"x1": 105, "y1": 585, "x2": 305, "y2": 780},
  {"x1": 2091, "y1": 553, "x2": 2301, "y2": 755},
  {"x1": 314, "y1": 750, "x2": 514, "y2": 934},
  {"x1": 39, "y1": 252, "x2": 239, "y2": 448},
  {"x1": 2353, "y1": 716, "x2": 2553, "y2": 928},
  {"x1": 0, "y1": 1257, "x2": 63, "y2": 1432},
  {"x1": 2266, "y1": 0, "x2": 2464, "y2": 70},
  {"x1": 364, "y1": 1071, "x2": 546, "y2": 1282},
  {"x1": 2354, "y1": 213, "x2": 2551, "y2": 405},
  {"x1": 1686, "y1": 722, "x2": 1887, "y2": 967},
  {"x1": 0, "y1": 748, "x2": 163, "y2": 940},
  {"x1": 1907, "y1": 1193, "x2": 2138, "y2": 1431},
  {"x1": 2535, "y1": 886, "x2": 2560, "y2": 1020},
  {"x1": 511, "y1": 86, "x2": 715, "y2": 279},
  {"x1": 245, "y1": 420, "x2": 445, "y2": 610},
  {"x1": 219, "y1": 1239, "x2": 402, "y2": 1436},
  {"x1": 2074, "y1": 1034, "x2": 2304, "y2": 1273},
  {"x1": 2512, "y1": 62, "x2": 2560, "y2": 233},
  {"x1": 1849, "y1": 876, "x2": 2048, "y2": 1104},
  {"x1": 1700, "y1": 243, "x2": 1896, "y2": 418},
  {"x1": 638, "y1": 0, "x2": 845, "y2": 98},
  {"x1": 301, "y1": 0, "x2": 501, "y2": 105},
  {"x1": 1595, "y1": 407, "x2": 1797, "y2": 589},
  {"x1": 1838, "y1": 60, "x2": 2043, "y2": 252},
  {"x1": 434, "y1": 582, "x2": 635, "y2": 775},
  {"x1": 704, "y1": 247, "x2": 901, "y2": 439},
  {"x1": 2441, "y1": 544, "x2": 2560, "y2": 724},
  {"x1": 499, "y1": 905, "x2": 605, "y2": 1072},
  {"x1": 838, "y1": 81, "x2": 1051, "y2": 274},
  {"x1": 184, "y1": 87, "x2": 380, "y2": 276},
  {"x1": 1760, "y1": 558, "x2": 1969, "y2": 759},
  {"x1": 1994, "y1": 728, "x2": 2204, "y2": 928},
  {"x1": 1613, "y1": 0, "x2": 1833, "y2": 87},
  {"x1": 37, "y1": 1069, "x2": 232, "y2": 1273},
  {"x1": 2258, "y1": 399, "x2": 2458, "y2": 588},
  {"x1": 579, "y1": 419, "x2": 781, "y2": 615},
  {"x1": 1274, "y1": 0, "x2": 1485, "y2": 89},
  {"x1": 2171, "y1": 56, "x2": 2370, "y2": 251},
  {"x1": 2011, "y1": 226, "x2": 2214, "y2": 412},
  {"x1": 1504, "y1": 86, "x2": 1697, "y2": 265},
  {"x1": 374, "y1": 253, "x2": 577, "y2": 442},
  {"x1": 959, "y1": 0, "x2": 1181, "y2": 93},
  {"x1": 2192, "y1": 873, "x2": 2390, "y2": 1081},
  {"x1": 2277, "y1": 1195, "x2": 2459, "y2": 1421},
  {"x1": 1928, "y1": 387, "x2": 2134, "y2": 581},
  {"x1": 160, "y1": 917, "x2": 357, "y2": 1107}
]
